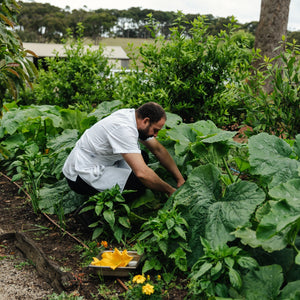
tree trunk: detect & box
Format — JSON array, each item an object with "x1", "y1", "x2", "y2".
[{"x1": 253, "y1": 0, "x2": 291, "y2": 92}]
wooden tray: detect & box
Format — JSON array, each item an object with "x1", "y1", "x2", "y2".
[{"x1": 88, "y1": 250, "x2": 143, "y2": 277}]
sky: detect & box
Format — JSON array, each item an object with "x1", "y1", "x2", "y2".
[{"x1": 23, "y1": 0, "x2": 300, "y2": 31}]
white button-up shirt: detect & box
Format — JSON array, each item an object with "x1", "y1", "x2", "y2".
[{"x1": 63, "y1": 109, "x2": 141, "y2": 191}]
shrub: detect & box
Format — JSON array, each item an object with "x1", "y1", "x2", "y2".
[
  {"x1": 242, "y1": 39, "x2": 300, "y2": 139},
  {"x1": 114, "y1": 13, "x2": 252, "y2": 127},
  {"x1": 18, "y1": 23, "x2": 115, "y2": 108}
]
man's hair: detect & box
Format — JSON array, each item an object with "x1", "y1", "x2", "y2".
[{"x1": 136, "y1": 102, "x2": 166, "y2": 123}]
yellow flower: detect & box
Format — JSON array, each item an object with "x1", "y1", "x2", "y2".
[
  {"x1": 101, "y1": 240, "x2": 108, "y2": 248},
  {"x1": 157, "y1": 275, "x2": 161, "y2": 281},
  {"x1": 147, "y1": 274, "x2": 150, "y2": 280},
  {"x1": 142, "y1": 283, "x2": 154, "y2": 295},
  {"x1": 132, "y1": 274, "x2": 146, "y2": 284},
  {"x1": 91, "y1": 248, "x2": 133, "y2": 270}
]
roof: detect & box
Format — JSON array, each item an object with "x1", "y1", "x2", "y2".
[{"x1": 23, "y1": 43, "x2": 129, "y2": 60}]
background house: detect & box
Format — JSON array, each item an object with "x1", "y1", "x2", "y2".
[{"x1": 23, "y1": 43, "x2": 129, "y2": 69}]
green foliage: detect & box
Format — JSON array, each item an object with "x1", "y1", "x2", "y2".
[
  {"x1": 114, "y1": 13, "x2": 251, "y2": 126},
  {"x1": 38, "y1": 179, "x2": 84, "y2": 215},
  {"x1": 234, "y1": 133, "x2": 300, "y2": 263},
  {"x1": 188, "y1": 237, "x2": 259, "y2": 298},
  {"x1": 240, "y1": 265, "x2": 283, "y2": 300},
  {"x1": 0, "y1": 101, "x2": 123, "y2": 215},
  {"x1": 8, "y1": 142, "x2": 52, "y2": 213},
  {"x1": 135, "y1": 207, "x2": 190, "y2": 274},
  {"x1": 242, "y1": 40, "x2": 300, "y2": 139},
  {"x1": 17, "y1": 3, "x2": 259, "y2": 42},
  {"x1": 81, "y1": 185, "x2": 132, "y2": 243},
  {"x1": 0, "y1": 0, "x2": 37, "y2": 102},
  {"x1": 125, "y1": 274, "x2": 165, "y2": 300},
  {"x1": 47, "y1": 291, "x2": 84, "y2": 300},
  {"x1": 20, "y1": 23, "x2": 115, "y2": 108},
  {"x1": 159, "y1": 119, "x2": 240, "y2": 177},
  {"x1": 2, "y1": 103, "x2": 300, "y2": 297},
  {"x1": 172, "y1": 164, "x2": 265, "y2": 265},
  {"x1": 74, "y1": 240, "x2": 107, "y2": 267},
  {"x1": 248, "y1": 132, "x2": 300, "y2": 189}
]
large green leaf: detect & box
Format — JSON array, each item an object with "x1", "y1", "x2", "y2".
[
  {"x1": 88, "y1": 100, "x2": 122, "y2": 121},
  {"x1": 206, "y1": 180, "x2": 265, "y2": 247},
  {"x1": 234, "y1": 227, "x2": 288, "y2": 252},
  {"x1": 248, "y1": 133, "x2": 300, "y2": 188},
  {"x1": 0, "y1": 105, "x2": 63, "y2": 137},
  {"x1": 164, "y1": 111, "x2": 182, "y2": 128},
  {"x1": 46, "y1": 129, "x2": 79, "y2": 179},
  {"x1": 241, "y1": 265, "x2": 283, "y2": 300},
  {"x1": 38, "y1": 179, "x2": 84, "y2": 214},
  {"x1": 279, "y1": 280, "x2": 300, "y2": 300},
  {"x1": 47, "y1": 129, "x2": 79, "y2": 152},
  {"x1": 256, "y1": 179, "x2": 300, "y2": 252},
  {"x1": 293, "y1": 134, "x2": 300, "y2": 158},
  {"x1": 165, "y1": 120, "x2": 237, "y2": 170},
  {"x1": 173, "y1": 164, "x2": 265, "y2": 260},
  {"x1": 166, "y1": 123, "x2": 198, "y2": 155},
  {"x1": 60, "y1": 109, "x2": 88, "y2": 131}
]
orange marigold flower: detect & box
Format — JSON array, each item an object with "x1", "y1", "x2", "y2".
[
  {"x1": 132, "y1": 274, "x2": 146, "y2": 284},
  {"x1": 142, "y1": 283, "x2": 154, "y2": 295},
  {"x1": 101, "y1": 241, "x2": 108, "y2": 248}
]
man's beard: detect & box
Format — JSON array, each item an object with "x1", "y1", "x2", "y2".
[{"x1": 138, "y1": 125, "x2": 153, "y2": 141}]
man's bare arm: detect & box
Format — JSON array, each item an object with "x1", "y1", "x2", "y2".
[
  {"x1": 122, "y1": 152, "x2": 176, "y2": 197},
  {"x1": 141, "y1": 138, "x2": 185, "y2": 188}
]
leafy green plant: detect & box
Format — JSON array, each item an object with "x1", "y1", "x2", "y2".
[
  {"x1": 115, "y1": 13, "x2": 251, "y2": 126},
  {"x1": 8, "y1": 142, "x2": 52, "y2": 213},
  {"x1": 242, "y1": 39, "x2": 300, "y2": 139},
  {"x1": 159, "y1": 119, "x2": 241, "y2": 178},
  {"x1": 172, "y1": 163, "x2": 265, "y2": 265},
  {"x1": 125, "y1": 274, "x2": 165, "y2": 300},
  {"x1": 92, "y1": 283, "x2": 120, "y2": 300},
  {"x1": 47, "y1": 291, "x2": 84, "y2": 300},
  {"x1": 188, "y1": 237, "x2": 259, "y2": 299},
  {"x1": 135, "y1": 207, "x2": 190, "y2": 274},
  {"x1": 80, "y1": 185, "x2": 132, "y2": 242},
  {"x1": 0, "y1": 0, "x2": 37, "y2": 102},
  {"x1": 235, "y1": 133, "x2": 300, "y2": 262},
  {"x1": 19, "y1": 23, "x2": 115, "y2": 108},
  {"x1": 74, "y1": 240, "x2": 108, "y2": 267},
  {"x1": 14, "y1": 260, "x2": 34, "y2": 270},
  {"x1": 239, "y1": 265, "x2": 300, "y2": 300}
]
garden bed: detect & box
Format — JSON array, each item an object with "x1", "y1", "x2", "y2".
[{"x1": 0, "y1": 173, "x2": 188, "y2": 299}]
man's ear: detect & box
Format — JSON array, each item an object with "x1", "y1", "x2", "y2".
[{"x1": 142, "y1": 117, "x2": 150, "y2": 126}]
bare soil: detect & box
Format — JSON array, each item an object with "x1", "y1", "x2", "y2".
[{"x1": 0, "y1": 173, "x2": 188, "y2": 299}]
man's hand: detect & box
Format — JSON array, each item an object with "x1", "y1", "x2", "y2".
[{"x1": 177, "y1": 177, "x2": 185, "y2": 188}]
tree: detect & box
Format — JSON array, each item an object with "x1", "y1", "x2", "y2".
[
  {"x1": 253, "y1": 0, "x2": 291, "y2": 66},
  {"x1": 17, "y1": 1, "x2": 67, "y2": 42},
  {"x1": 252, "y1": 0, "x2": 291, "y2": 93}
]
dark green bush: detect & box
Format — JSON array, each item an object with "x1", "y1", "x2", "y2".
[
  {"x1": 242, "y1": 39, "x2": 300, "y2": 139},
  {"x1": 113, "y1": 13, "x2": 252, "y2": 127},
  {"x1": 18, "y1": 24, "x2": 115, "y2": 108}
]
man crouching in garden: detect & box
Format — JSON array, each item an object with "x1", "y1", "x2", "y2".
[{"x1": 63, "y1": 102, "x2": 185, "y2": 201}]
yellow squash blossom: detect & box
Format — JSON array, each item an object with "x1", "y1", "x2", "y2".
[
  {"x1": 91, "y1": 248, "x2": 133, "y2": 270},
  {"x1": 142, "y1": 283, "x2": 154, "y2": 295},
  {"x1": 132, "y1": 274, "x2": 146, "y2": 284}
]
